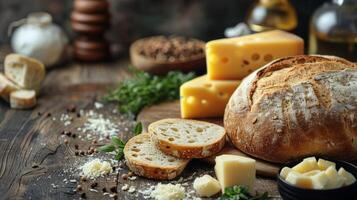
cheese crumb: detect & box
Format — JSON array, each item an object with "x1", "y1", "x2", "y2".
[
  {"x1": 151, "y1": 183, "x2": 185, "y2": 200},
  {"x1": 80, "y1": 159, "x2": 112, "y2": 179}
]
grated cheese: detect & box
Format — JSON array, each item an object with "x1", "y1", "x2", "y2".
[
  {"x1": 151, "y1": 183, "x2": 185, "y2": 200},
  {"x1": 79, "y1": 159, "x2": 113, "y2": 179},
  {"x1": 81, "y1": 110, "x2": 119, "y2": 140}
]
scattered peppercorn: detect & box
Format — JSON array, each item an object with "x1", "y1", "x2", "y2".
[
  {"x1": 64, "y1": 139, "x2": 69, "y2": 144},
  {"x1": 121, "y1": 174, "x2": 128, "y2": 180},
  {"x1": 80, "y1": 192, "x2": 86, "y2": 199},
  {"x1": 90, "y1": 182, "x2": 98, "y2": 188},
  {"x1": 74, "y1": 144, "x2": 79, "y2": 150},
  {"x1": 76, "y1": 185, "x2": 83, "y2": 192},
  {"x1": 110, "y1": 186, "x2": 117, "y2": 193}
]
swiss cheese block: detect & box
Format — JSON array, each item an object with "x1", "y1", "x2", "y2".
[
  {"x1": 206, "y1": 30, "x2": 304, "y2": 80},
  {"x1": 193, "y1": 175, "x2": 221, "y2": 197},
  {"x1": 180, "y1": 75, "x2": 241, "y2": 118},
  {"x1": 215, "y1": 155, "x2": 256, "y2": 193}
]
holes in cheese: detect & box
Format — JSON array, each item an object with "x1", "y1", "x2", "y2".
[
  {"x1": 206, "y1": 30, "x2": 304, "y2": 80},
  {"x1": 180, "y1": 75, "x2": 241, "y2": 118}
]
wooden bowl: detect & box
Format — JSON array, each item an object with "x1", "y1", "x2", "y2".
[{"x1": 130, "y1": 36, "x2": 206, "y2": 75}]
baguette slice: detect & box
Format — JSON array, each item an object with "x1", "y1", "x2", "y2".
[
  {"x1": 10, "y1": 90, "x2": 37, "y2": 109},
  {"x1": 124, "y1": 133, "x2": 190, "y2": 180},
  {"x1": 148, "y1": 118, "x2": 226, "y2": 159},
  {"x1": 4, "y1": 54, "x2": 45, "y2": 93},
  {"x1": 0, "y1": 73, "x2": 20, "y2": 102}
]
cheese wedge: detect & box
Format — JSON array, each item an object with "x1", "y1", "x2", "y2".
[
  {"x1": 180, "y1": 75, "x2": 241, "y2": 118},
  {"x1": 206, "y1": 30, "x2": 304, "y2": 80},
  {"x1": 215, "y1": 155, "x2": 256, "y2": 193},
  {"x1": 292, "y1": 157, "x2": 319, "y2": 173},
  {"x1": 338, "y1": 167, "x2": 356, "y2": 186},
  {"x1": 317, "y1": 158, "x2": 336, "y2": 170}
]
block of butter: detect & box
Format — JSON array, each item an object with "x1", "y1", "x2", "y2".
[
  {"x1": 215, "y1": 155, "x2": 256, "y2": 193},
  {"x1": 180, "y1": 75, "x2": 241, "y2": 118},
  {"x1": 206, "y1": 30, "x2": 304, "y2": 80}
]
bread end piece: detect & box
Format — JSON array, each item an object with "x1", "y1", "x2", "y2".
[
  {"x1": 10, "y1": 89, "x2": 37, "y2": 109},
  {"x1": 4, "y1": 54, "x2": 45, "y2": 93},
  {"x1": 0, "y1": 73, "x2": 20, "y2": 102}
]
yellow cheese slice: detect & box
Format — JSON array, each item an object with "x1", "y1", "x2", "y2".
[
  {"x1": 206, "y1": 30, "x2": 304, "y2": 80},
  {"x1": 180, "y1": 75, "x2": 241, "y2": 118}
]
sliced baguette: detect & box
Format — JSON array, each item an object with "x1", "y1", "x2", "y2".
[
  {"x1": 124, "y1": 133, "x2": 190, "y2": 180},
  {"x1": 10, "y1": 90, "x2": 37, "y2": 109},
  {"x1": 4, "y1": 54, "x2": 45, "y2": 94},
  {"x1": 0, "y1": 73, "x2": 20, "y2": 102},
  {"x1": 148, "y1": 118, "x2": 226, "y2": 159}
]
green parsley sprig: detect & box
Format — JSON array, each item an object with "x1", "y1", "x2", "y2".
[
  {"x1": 220, "y1": 185, "x2": 269, "y2": 200},
  {"x1": 99, "y1": 122, "x2": 143, "y2": 160},
  {"x1": 104, "y1": 69, "x2": 196, "y2": 115}
]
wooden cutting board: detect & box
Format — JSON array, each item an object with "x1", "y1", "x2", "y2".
[{"x1": 137, "y1": 100, "x2": 280, "y2": 177}]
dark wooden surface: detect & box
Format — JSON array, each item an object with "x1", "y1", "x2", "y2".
[{"x1": 0, "y1": 47, "x2": 281, "y2": 200}]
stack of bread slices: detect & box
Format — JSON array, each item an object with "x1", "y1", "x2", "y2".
[
  {"x1": 0, "y1": 54, "x2": 45, "y2": 109},
  {"x1": 124, "y1": 118, "x2": 226, "y2": 180}
]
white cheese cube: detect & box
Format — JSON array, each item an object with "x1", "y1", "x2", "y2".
[
  {"x1": 193, "y1": 175, "x2": 221, "y2": 197},
  {"x1": 292, "y1": 157, "x2": 319, "y2": 173},
  {"x1": 280, "y1": 167, "x2": 292, "y2": 179},
  {"x1": 285, "y1": 171, "x2": 313, "y2": 189},
  {"x1": 317, "y1": 158, "x2": 336, "y2": 170},
  {"x1": 338, "y1": 167, "x2": 356, "y2": 186},
  {"x1": 215, "y1": 155, "x2": 256, "y2": 193},
  {"x1": 310, "y1": 171, "x2": 328, "y2": 189},
  {"x1": 325, "y1": 166, "x2": 344, "y2": 189}
]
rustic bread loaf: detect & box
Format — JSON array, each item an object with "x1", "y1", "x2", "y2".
[
  {"x1": 124, "y1": 133, "x2": 189, "y2": 180},
  {"x1": 149, "y1": 118, "x2": 226, "y2": 158},
  {"x1": 224, "y1": 55, "x2": 357, "y2": 163}
]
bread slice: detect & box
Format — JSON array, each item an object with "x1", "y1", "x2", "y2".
[
  {"x1": 124, "y1": 133, "x2": 190, "y2": 180},
  {"x1": 10, "y1": 90, "x2": 37, "y2": 109},
  {"x1": 4, "y1": 54, "x2": 45, "y2": 94},
  {"x1": 148, "y1": 118, "x2": 226, "y2": 159},
  {"x1": 0, "y1": 73, "x2": 20, "y2": 102}
]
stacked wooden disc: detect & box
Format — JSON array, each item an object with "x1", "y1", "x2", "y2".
[{"x1": 71, "y1": 0, "x2": 110, "y2": 62}]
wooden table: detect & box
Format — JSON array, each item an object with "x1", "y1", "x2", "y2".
[{"x1": 0, "y1": 47, "x2": 281, "y2": 200}]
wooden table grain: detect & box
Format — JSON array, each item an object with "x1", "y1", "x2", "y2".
[{"x1": 0, "y1": 47, "x2": 281, "y2": 200}]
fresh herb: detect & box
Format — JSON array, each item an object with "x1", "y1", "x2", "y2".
[
  {"x1": 220, "y1": 185, "x2": 269, "y2": 200},
  {"x1": 134, "y1": 122, "x2": 143, "y2": 135},
  {"x1": 104, "y1": 69, "x2": 196, "y2": 115},
  {"x1": 99, "y1": 136, "x2": 126, "y2": 160}
]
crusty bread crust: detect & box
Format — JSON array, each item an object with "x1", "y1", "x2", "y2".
[
  {"x1": 224, "y1": 55, "x2": 357, "y2": 163},
  {"x1": 124, "y1": 133, "x2": 189, "y2": 180},
  {"x1": 149, "y1": 118, "x2": 226, "y2": 159}
]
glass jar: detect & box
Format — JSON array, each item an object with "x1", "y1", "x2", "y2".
[
  {"x1": 246, "y1": 0, "x2": 298, "y2": 32},
  {"x1": 309, "y1": 0, "x2": 357, "y2": 61}
]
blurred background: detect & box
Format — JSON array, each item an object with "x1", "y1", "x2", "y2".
[{"x1": 0, "y1": 0, "x2": 327, "y2": 47}]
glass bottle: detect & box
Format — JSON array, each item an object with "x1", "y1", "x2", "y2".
[
  {"x1": 246, "y1": 0, "x2": 298, "y2": 32},
  {"x1": 309, "y1": 0, "x2": 357, "y2": 61}
]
